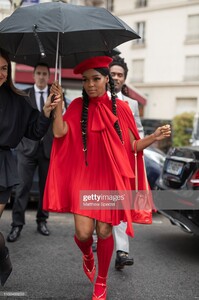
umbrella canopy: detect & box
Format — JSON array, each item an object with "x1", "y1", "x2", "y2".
[
  {"x1": 8, "y1": 49, "x2": 121, "y2": 69},
  {"x1": 0, "y1": 2, "x2": 139, "y2": 59}
]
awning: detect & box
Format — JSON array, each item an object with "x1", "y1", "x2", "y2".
[
  {"x1": 122, "y1": 84, "x2": 147, "y2": 105},
  {"x1": 14, "y1": 64, "x2": 82, "y2": 83},
  {"x1": 14, "y1": 64, "x2": 147, "y2": 105}
]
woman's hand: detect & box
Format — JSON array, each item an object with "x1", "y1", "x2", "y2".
[
  {"x1": 131, "y1": 124, "x2": 171, "y2": 152},
  {"x1": 50, "y1": 80, "x2": 63, "y2": 98},
  {"x1": 153, "y1": 124, "x2": 171, "y2": 140},
  {"x1": 43, "y1": 81, "x2": 63, "y2": 118}
]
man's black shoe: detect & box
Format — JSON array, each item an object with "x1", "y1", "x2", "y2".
[
  {"x1": 37, "y1": 222, "x2": 50, "y2": 236},
  {"x1": 7, "y1": 226, "x2": 22, "y2": 243},
  {"x1": 115, "y1": 251, "x2": 134, "y2": 270}
]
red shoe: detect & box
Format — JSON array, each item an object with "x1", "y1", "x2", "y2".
[
  {"x1": 92, "y1": 282, "x2": 107, "y2": 300},
  {"x1": 83, "y1": 254, "x2": 96, "y2": 283}
]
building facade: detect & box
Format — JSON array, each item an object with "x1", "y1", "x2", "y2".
[{"x1": 113, "y1": 0, "x2": 199, "y2": 120}]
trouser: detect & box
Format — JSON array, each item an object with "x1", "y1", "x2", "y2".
[
  {"x1": 11, "y1": 146, "x2": 49, "y2": 227},
  {"x1": 113, "y1": 222, "x2": 129, "y2": 253}
]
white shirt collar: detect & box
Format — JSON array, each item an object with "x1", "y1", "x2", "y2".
[
  {"x1": 34, "y1": 84, "x2": 48, "y2": 93},
  {"x1": 107, "y1": 90, "x2": 123, "y2": 100}
]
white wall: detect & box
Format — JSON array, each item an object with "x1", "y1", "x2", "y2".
[
  {"x1": 115, "y1": 0, "x2": 199, "y2": 120},
  {"x1": 140, "y1": 85, "x2": 199, "y2": 119}
]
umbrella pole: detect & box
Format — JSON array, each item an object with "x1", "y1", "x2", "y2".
[
  {"x1": 59, "y1": 55, "x2": 62, "y2": 85},
  {"x1": 55, "y1": 32, "x2": 60, "y2": 82}
]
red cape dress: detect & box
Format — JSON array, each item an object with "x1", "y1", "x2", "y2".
[{"x1": 43, "y1": 93, "x2": 153, "y2": 237}]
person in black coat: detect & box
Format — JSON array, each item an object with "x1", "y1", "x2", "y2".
[
  {"x1": 0, "y1": 49, "x2": 61, "y2": 286},
  {"x1": 7, "y1": 63, "x2": 62, "y2": 242}
]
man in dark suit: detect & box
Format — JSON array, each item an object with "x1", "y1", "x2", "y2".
[{"x1": 7, "y1": 63, "x2": 53, "y2": 242}]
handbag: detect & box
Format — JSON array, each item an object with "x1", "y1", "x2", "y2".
[{"x1": 132, "y1": 140, "x2": 153, "y2": 224}]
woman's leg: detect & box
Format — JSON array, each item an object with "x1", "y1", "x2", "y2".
[
  {"x1": 0, "y1": 204, "x2": 6, "y2": 218},
  {"x1": 93, "y1": 221, "x2": 114, "y2": 299},
  {"x1": 0, "y1": 232, "x2": 12, "y2": 286},
  {"x1": 0, "y1": 188, "x2": 12, "y2": 218},
  {"x1": 74, "y1": 214, "x2": 96, "y2": 283},
  {"x1": 0, "y1": 191, "x2": 13, "y2": 286}
]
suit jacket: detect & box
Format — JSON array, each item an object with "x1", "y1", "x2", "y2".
[
  {"x1": 122, "y1": 94, "x2": 144, "y2": 138},
  {"x1": 16, "y1": 86, "x2": 53, "y2": 159}
]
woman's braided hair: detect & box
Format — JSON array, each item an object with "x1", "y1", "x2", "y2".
[{"x1": 81, "y1": 67, "x2": 123, "y2": 166}]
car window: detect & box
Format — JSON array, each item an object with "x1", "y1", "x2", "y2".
[{"x1": 144, "y1": 148, "x2": 166, "y2": 166}]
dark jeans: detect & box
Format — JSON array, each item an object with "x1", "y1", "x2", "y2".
[{"x1": 11, "y1": 145, "x2": 49, "y2": 227}]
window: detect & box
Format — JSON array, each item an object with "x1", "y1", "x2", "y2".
[
  {"x1": 21, "y1": 0, "x2": 39, "y2": 6},
  {"x1": 84, "y1": 0, "x2": 104, "y2": 6},
  {"x1": 135, "y1": 0, "x2": 147, "y2": 8},
  {"x1": 184, "y1": 56, "x2": 199, "y2": 81},
  {"x1": 175, "y1": 98, "x2": 196, "y2": 115},
  {"x1": 0, "y1": 0, "x2": 10, "y2": 9},
  {"x1": 132, "y1": 59, "x2": 144, "y2": 82},
  {"x1": 134, "y1": 21, "x2": 146, "y2": 45},
  {"x1": 186, "y1": 14, "x2": 199, "y2": 41}
]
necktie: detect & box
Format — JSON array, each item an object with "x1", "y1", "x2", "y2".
[{"x1": 39, "y1": 91, "x2": 44, "y2": 111}]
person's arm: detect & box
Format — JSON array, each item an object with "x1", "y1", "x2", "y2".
[
  {"x1": 50, "y1": 82, "x2": 68, "y2": 137},
  {"x1": 129, "y1": 124, "x2": 171, "y2": 152}
]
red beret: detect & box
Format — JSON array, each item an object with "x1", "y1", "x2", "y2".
[{"x1": 74, "y1": 56, "x2": 113, "y2": 74}]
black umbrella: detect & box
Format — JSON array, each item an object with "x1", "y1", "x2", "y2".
[
  {"x1": 0, "y1": 2, "x2": 138, "y2": 55},
  {"x1": 8, "y1": 49, "x2": 121, "y2": 69},
  {"x1": 0, "y1": 2, "x2": 139, "y2": 80}
]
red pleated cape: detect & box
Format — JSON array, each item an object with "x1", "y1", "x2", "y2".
[{"x1": 43, "y1": 93, "x2": 153, "y2": 237}]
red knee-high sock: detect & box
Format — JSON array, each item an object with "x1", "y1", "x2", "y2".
[
  {"x1": 74, "y1": 235, "x2": 93, "y2": 255},
  {"x1": 74, "y1": 235, "x2": 93, "y2": 270},
  {"x1": 97, "y1": 234, "x2": 114, "y2": 279},
  {"x1": 95, "y1": 234, "x2": 114, "y2": 296}
]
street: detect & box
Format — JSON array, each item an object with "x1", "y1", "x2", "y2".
[{"x1": 0, "y1": 209, "x2": 199, "y2": 300}]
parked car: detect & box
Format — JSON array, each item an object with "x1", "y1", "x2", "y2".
[
  {"x1": 155, "y1": 145, "x2": 199, "y2": 235},
  {"x1": 155, "y1": 113, "x2": 199, "y2": 236},
  {"x1": 144, "y1": 146, "x2": 166, "y2": 189}
]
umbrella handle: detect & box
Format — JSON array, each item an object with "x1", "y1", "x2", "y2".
[{"x1": 55, "y1": 32, "x2": 60, "y2": 81}]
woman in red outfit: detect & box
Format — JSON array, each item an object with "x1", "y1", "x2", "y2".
[{"x1": 43, "y1": 56, "x2": 171, "y2": 300}]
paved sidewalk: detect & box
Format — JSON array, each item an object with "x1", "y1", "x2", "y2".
[
  {"x1": 1, "y1": 209, "x2": 127, "y2": 300},
  {"x1": 1, "y1": 209, "x2": 198, "y2": 300}
]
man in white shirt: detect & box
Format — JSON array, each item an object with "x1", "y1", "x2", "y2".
[{"x1": 109, "y1": 55, "x2": 144, "y2": 270}]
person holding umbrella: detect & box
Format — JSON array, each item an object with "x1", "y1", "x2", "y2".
[
  {"x1": 0, "y1": 48, "x2": 61, "y2": 286},
  {"x1": 43, "y1": 56, "x2": 171, "y2": 300},
  {"x1": 7, "y1": 63, "x2": 56, "y2": 242}
]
